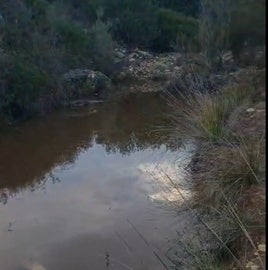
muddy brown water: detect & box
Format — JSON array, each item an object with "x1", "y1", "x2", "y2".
[{"x1": 0, "y1": 93, "x2": 195, "y2": 270}]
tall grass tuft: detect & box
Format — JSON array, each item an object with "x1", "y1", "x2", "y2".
[
  {"x1": 162, "y1": 69, "x2": 265, "y2": 269},
  {"x1": 167, "y1": 90, "x2": 229, "y2": 142},
  {"x1": 166, "y1": 72, "x2": 257, "y2": 142}
]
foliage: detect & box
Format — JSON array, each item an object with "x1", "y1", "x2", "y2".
[
  {"x1": 229, "y1": 0, "x2": 266, "y2": 58},
  {"x1": 199, "y1": 0, "x2": 232, "y2": 68},
  {"x1": 0, "y1": 57, "x2": 53, "y2": 119},
  {"x1": 88, "y1": 12, "x2": 116, "y2": 74},
  {"x1": 103, "y1": 0, "x2": 158, "y2": 48},
  {"x1": 0, "y1": 0, "x2": 266, "y2": 120},
  {"x1": 101, "y1": 0, "x2": 200, "y2": 50},
  {"x1": 53, "y1": 19, "x2": 94, "y2": 68},
  {"x1": 154, "y1": 8, "x2": 199, "y2": 52},
  {"x1": 199, "y1": 0, "x2": 265, "y2": 68}
]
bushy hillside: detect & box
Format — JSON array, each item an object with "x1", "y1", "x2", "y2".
[{"x1": 0, "y1": 0, "x2": 265, "y2": 121}]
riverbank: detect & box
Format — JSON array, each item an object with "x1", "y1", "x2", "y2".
[
  {"x1": 0, "y1": 40, "x2": 266, "y2": 269},
  {"x1": 166, "y1": 65, "x2": 266, "y2": 269},
  {"x1": 0, "y1": 42, "x2": 264, "y2": 123}
]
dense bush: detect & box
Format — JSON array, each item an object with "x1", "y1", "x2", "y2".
[
  {"x1": 102, "y1": 0, "x2": 200, "y2": 50},
  {"x1": 199, "y1": 0, "x2": 265, "y2": 68},
  {"x1": 0, "y1": 0, "x2": 265, "y2": 121},
  {"x1": 0, "y1": 57, "x2": 53, "y2": 119},
  {"x1": 229, "y1": 0, "x2": 266, "y2": 58},
  {"x1": 199, "y1": 0, "x2": 232, "y2": 68},
  {"x1": 88, "y1": 13, "x2": 117, "y2": 74},
  {"x1": 154, "y1": 8, "x2": 199, "y2": 52},
  {"x1": 0, "y1": 0, "x2": 117, "y2": 120},
  {"x1": 103, "y1": 0, "x2": 158, "y2": 48}
]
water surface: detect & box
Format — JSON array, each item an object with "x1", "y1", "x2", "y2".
[{"x1": 0, "y1": 93, "x2": 193, "y2": 270}]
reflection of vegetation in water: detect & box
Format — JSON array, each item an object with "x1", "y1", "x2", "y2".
[{"x1": 0, "y1": 93, "x2": 176, "y2": 192}]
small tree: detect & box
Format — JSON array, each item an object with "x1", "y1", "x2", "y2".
[{"x1": 89, "y1": 9, "x2": 117, "y2": 74}]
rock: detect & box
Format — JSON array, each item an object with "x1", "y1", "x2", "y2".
[
  {"x1": 174, "y1": 66, "x2": 181, "y2": 71},
  {"x1": 246, "y1": 108, "x2": 255, "y2": 113},
  {"x1": 258, "y1": 244, "x2": 265, "y2": 252},
  {"x1": 62, "y1": 69, "x2": 111, "y2": 96},
  {"x1": 129, "y1": 52, "x2": 139, "y2": 59},
  {"x1": 114, "y1": 50, "x2": 125, "y2": 59},
  {"x1": 113, "y1": 47, "x2": 128, "y2": 64},
  {"x1": 136, "y1": 50, "x2": 153, "y2": 59},
  {"x1": 128, "y1": 49, "x2": 153, "y2": 61},
  {"x1": 63, "y1": 69, "x2": 90, "y2": 80},
  {"x1": 23, "y1": 262, "x2": 47, "y2": 270},
  {"x1": 246, "y1": 261, "x2": 255, "y2": 268}
]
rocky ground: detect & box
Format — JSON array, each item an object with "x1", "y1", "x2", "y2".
[
  {"x1": 111, "y1": 46, "x2": 264, "y2": 94},
  {"x1": 63, "y1": 45, "x2": 265, "y2": 103}
]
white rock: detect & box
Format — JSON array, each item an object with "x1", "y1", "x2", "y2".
[
  {"x1": 246, "y1": 261, "x2": 254, "y2": 268},
  {"x1": 258, "y1": 244, "x2": 266, "y2": 252},
  {"x1": 24, "y1": 262, "x2": 47, "y2": 270},
  {"x1": 246, "y1": 108, "x2": 255, "y2": 113}
]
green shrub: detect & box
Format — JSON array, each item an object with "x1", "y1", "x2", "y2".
[
  {"x1": 54, "y1": 20, "x2": 90, "y2": 55},
  {"x1": 154, "y1": 8, "x2": 199, "y2": 52},
  {"x1": 173, "y1": 16, "x2": 199, "y2": 52},
  {"x1": 229, "y1": 0, "x2": 266, "y2": 58},
  {"x1": 88, "y1": 13, "x2": 117, "y2": 74},
  {"x1": 103, "y1": 0, "x2": 158, "y2": 48},
  {"x1": 199, "y1": 0, "x2": 232, "y2": 68},
  {"x1": 0, "y1": 58, "x2": 52, "y2": 119}
]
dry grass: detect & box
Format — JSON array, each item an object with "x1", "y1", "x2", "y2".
[
  {"x1": 162, "y1": 68, "x2": 265, "y2": 269},
  {"x1": 165, "y1": 143, "x2": 265, "y2": 269},
  {"x1": 222, "y1": 83, "x2": 255, "y2": 109},
  {"x1": 192, "y1": 133, "x2": 265, "y2": 208},
  {"x1": 174, "y1": 133, "x2": 266, "y2": 269},
  {"x1": 167, "y1": 91, "x2": 228, "y2": 141},
  {"x1": 166, "y1": 76, "x2": 256, "y2": 142}
]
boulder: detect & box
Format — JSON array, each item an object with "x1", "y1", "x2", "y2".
[
  {"x1": 134, "y1": 49, "x2": 153, "y2": 59},
  {"x1": 62, "y1": 69, "x2": 112, "y2": 97}
]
